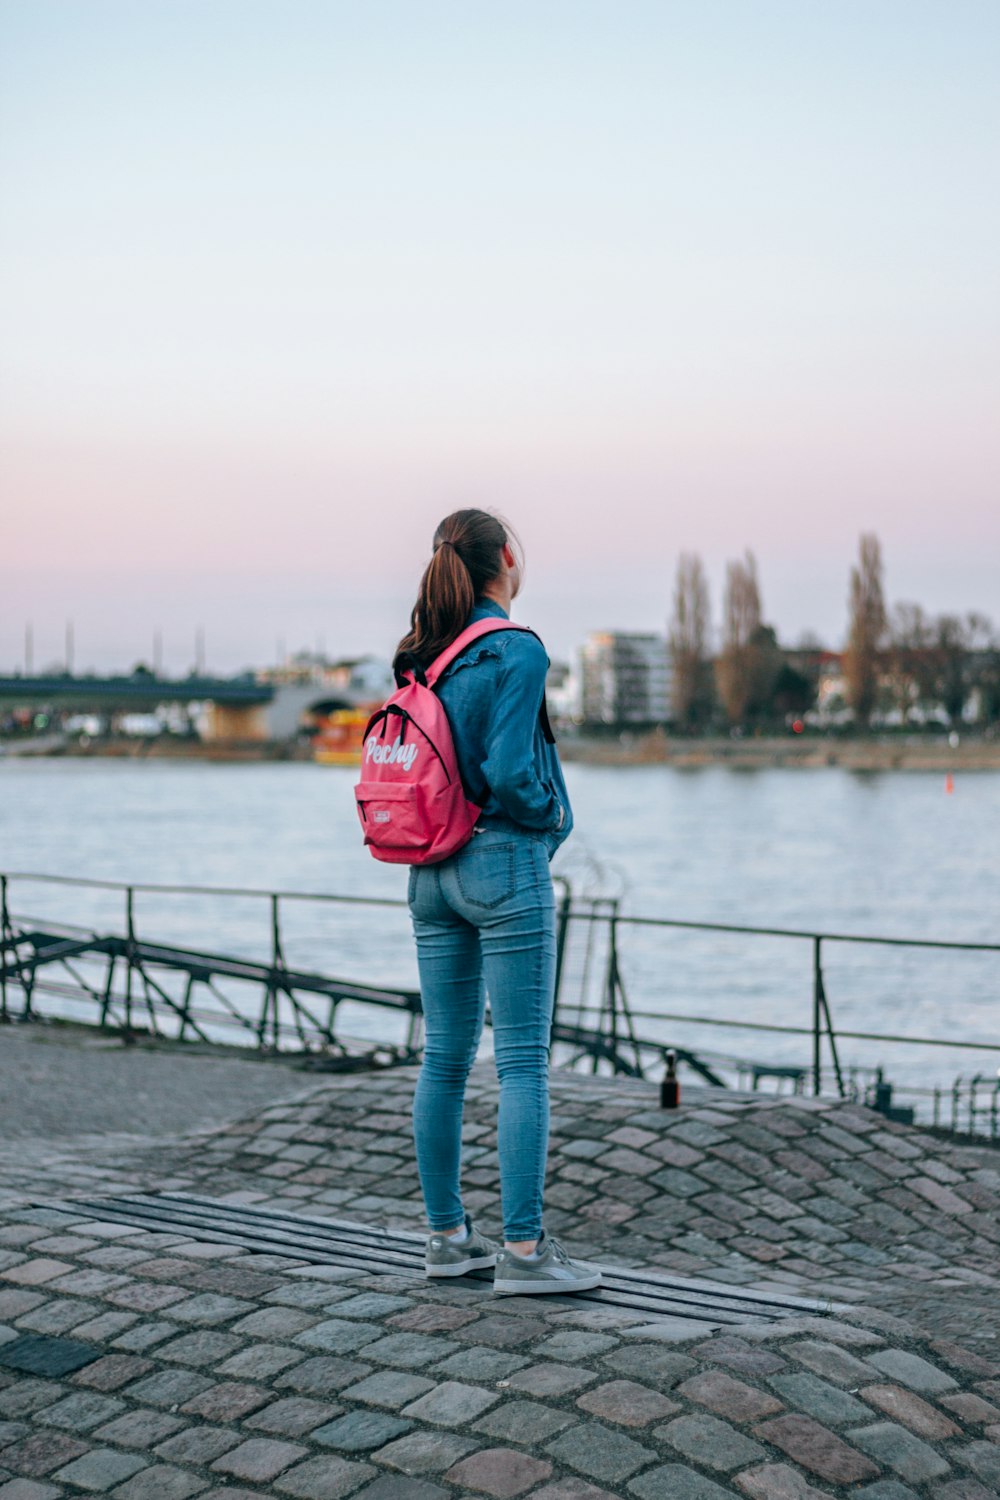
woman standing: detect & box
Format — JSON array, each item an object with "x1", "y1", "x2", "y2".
[{"x1": 396, "y1": 509, "x2": 601, "y2": 1295}]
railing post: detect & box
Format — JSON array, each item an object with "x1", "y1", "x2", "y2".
[
  {"x1": 0, "y1": 874, "x2": 9, "y2": 1023},
  {"x1": 266, "y1": 892, "x2": 282, "y2": 1049},
  {"x1": 553, "y1": 879, "x2": 572, "y2": 1011},
  {"x1": 812, "y1": 936, "x2": 822, "y2": 1096},
  {"x1": 124, "y1": 886, "x2": 135, "y2": 1035}
]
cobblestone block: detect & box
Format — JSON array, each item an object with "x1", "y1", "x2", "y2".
[
  {"x1": 353, "y1": 1478, "x2": 449, "y2": 1500},
  {"x1": 431, "y1": 1347, "x2": 528, "y2": 1382},
  {"x1": 387, "y1": 1303, "x2": 478, "y2": 1334},
  {"x1": 216, "y1": 1343, "x2": 304, "y2": 1380},
  {"x1": 676, "y1": 1369, "x2": 782, "y2": 1423},
  {"x1": 852, "y1": 1483, "x2": 920, "y2": 1500},
  {"x1": 506, "y1": 1362, "x2": 597, "y2": 1397},
  {"x1": 602, "y1": 1346, "x2": 696, "y2": 1386},
  {"x1": 0, "y1": 1294, "x2": 45, "y2": 1321},
  {"x1": 402, "y1": 1380, "x2": 498, "y2": 1425},
  {"x1": 767, "y1": 1372, "x2": 869, "y2": 1427},
  {"x1": 105, "y1": 1282, "x2": 189, "y2": 1312},
  {"x1": 545, "y1": 1421, "x2": 656, "y2": 1483},
  {"x1": 52, "y1": 1449, "x2": 147, "y2": 1491},
  {"x1": 273, "y1": 1455, "x2": 375, "y2": 1499},
  {"x1": 121, "y1": 1369, "x2": 213, "y2": 1407},
  {"x1": 940, "y1": 1392, "x2": 1000, "y2": 1424},
  {"x1": 865, "y1": 1348, "x2": 959, "y2": 1393},
  {"x1": 847, "y1": 1420, "x2": 951, "y2": 1483},
  {"x1": 656, "y1": 1412, "x2": 766, "y2": 1472},
  {"x1": 372, "y1": 1430, "x2": 478, "y2": 1476},
  {"x1": 860, "y1": 1381, "x2": 961, "y2": 1438},
  {"x1": 72, "y1": 1354, "x2": 153, "y2": 1391},
  {"x1": 953, "y1": 1442, "x2": 1000, "y2": 1487},
  {"x1": 330, "y1": 1294, "x2": 412, "y2": 1321},
  {"x1": 0, "y1": 1482, "x2": 64, "y2": 1500},
  {"x1": 0, "y1": 1431, "x2": 89, "y2": 1476},
  {"x1": 156, "y1": 1330, "x2": 243, "y2": 1367},
  {"x1": 70, "y1": 1313, "x2": 138, "y2": 1344},
  {"x1": 576, "y1": 1378, "x2": 679, "y2": 1427},
  {"x1": 753, "y1": 1413, "x2": 879, "y2": 1484},
  {"x1": 229, "y1": 1308, "x2": 317, "y2": 1339},
  {"x1": 93, "y1": 1410, "x2": 184, "y2": 1449},
  {"x1": 696, "y1": 1336, "x2": 787, "y2": 1378},
  {"x1": 42, "y1": 1390, "x2": 125, "y2": 1432},
  {"x1": 0, "y1": 1261, "x2": 72, "y2": 1287},
  {"x1": 909, "y1": 1177, "x2": 973, "y2": 1214},
  {"x1": 0, "y1": 1380, "x2": 70, "y2": 1418},
  {"x1": 311, "y1": 1410, "x2": 412, "y2": 1453},
  {"x1": 362, "y1": 1333, "x2": 459, "y2": 1368},
  {"x1": 472, "y1": 1399, "x2": 575, "y2": 1443},
  {"x1": 16, "y1": 1297, "x2": 101, "y2": 1335},
  {"x1": 109, "y1": 1463, "x2": 207, "y2": 1500},
  {"x1": 734, "y1": 1462, "x2": 839, "y2": 1498},
  {"x1": 210, "y1": 1438, "x2": 308, "y2": 1482},
  {"x1": 342, "y1": 1371, "x2": 434, "y2": 1409},
  {"x1": 457, "y1": 1315, "x2": 547, "y2": 1350},
  {"x1": 533, "y1": 1331, "x2": 617, "y2": 1361},
  {"x1": 935, "y1": 1479, "x2": 1000, "y2": 1500},
  {"x1": 180, "y1": 1381, "x2": 270, "y2": 1421},
  {"x1": 786, "y1": 1339, "x2": 875, "y2": 1386},
  {"x1": 530, "y1": 1483, "x2": 621, "y2": 1500},
  {"x1": 244, "y1": 1396, "x2": 341, "y2": 1438},
  {"x1": 295, "y1": 1320, "x2": 389, "y2": 1356},
  {"x1": 274, "y1": 1356, "x2": 372, "y2": 1395},
  {"x1": 111, "y1": 1320, "x2": 179, "y2": 1352},
  {"x1": 627, "y1": 1465, "x2": 735, "y2": 1500},
  {"x1": 444, "y1": 1446, "x2": 552, "y2": 1498},
  {"x1": 266, "y1": 1281, "x2": 355, "y2": 1310},
  {"x1": 154, "y1": 1427, "x2": 243, "y2": 1466}
]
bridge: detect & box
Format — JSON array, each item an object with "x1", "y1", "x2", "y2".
[{"x1": 0, "y1": 673, "x2": 371, "y2": 741}]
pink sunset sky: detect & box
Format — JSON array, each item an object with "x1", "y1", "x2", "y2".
[{"x1": 2, "y1": 1, "x2": 998, "y2": 674}]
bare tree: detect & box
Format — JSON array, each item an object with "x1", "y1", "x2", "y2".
[
  {"x1": 888, "y1": 602, "x2": 935, "y2": 720},
  {"x1": 716, "y1": 551, "x2": 762, "y2": 726},
  {"x1": 668, "y1": 553, "x2": 712, "y2": 729},
  {"x1": 843, "y1": 533, "x2": 887, "y2": 729}
]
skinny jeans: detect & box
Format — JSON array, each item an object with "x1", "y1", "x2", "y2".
[{"x1": 408, "y1": 824, "x2": 557, "y2": 1241}]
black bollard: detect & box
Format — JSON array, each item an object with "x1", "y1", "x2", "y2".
[{"x1": 660, "y1": 1049, "x2": 680, "y2": 1110}]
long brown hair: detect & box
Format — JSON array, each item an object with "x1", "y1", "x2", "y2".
[{"x1": 394, "y1": 509, "x2": 521, "y2": 680}]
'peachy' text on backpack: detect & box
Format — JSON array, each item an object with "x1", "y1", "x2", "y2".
[{"x1": 354, "y1": 619, "x2": 532, "y2": 865}]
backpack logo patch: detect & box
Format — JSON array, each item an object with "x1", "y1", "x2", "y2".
[{"x1": 364, "y1": 734, "x2": 418, "y2": 772}]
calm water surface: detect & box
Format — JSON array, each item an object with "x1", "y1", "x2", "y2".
[{"x1": 2, "y1": 758, "x2": 997, "y2": 1100}]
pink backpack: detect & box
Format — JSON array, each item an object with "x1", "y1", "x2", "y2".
[{"x1": 355, "y1": 619, "x2": 532, "y2": 865}]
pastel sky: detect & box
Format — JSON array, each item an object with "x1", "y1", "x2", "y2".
[{"x1": 2, "y1": 0, "x2": 998, "y2": 674}]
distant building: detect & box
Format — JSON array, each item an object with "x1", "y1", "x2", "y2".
[
  {"x1": 580, "y1": 632, "x2": 672, "y2": 727},
  {"x1": 546, "y1": 660, "x2": 580, "y2": 724}
]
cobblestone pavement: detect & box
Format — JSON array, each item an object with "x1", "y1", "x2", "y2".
[{"x1": 2, "y1": 1043, "x2": 1000, "y2": 1498}]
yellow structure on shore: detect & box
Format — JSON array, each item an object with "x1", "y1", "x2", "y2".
[{"x1": 313, "y1": 707, "x2": 374, "y2": 765}]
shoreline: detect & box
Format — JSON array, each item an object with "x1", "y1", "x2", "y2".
[{"x1": 3, "y1": 731, "x2": 998, "y2": 770}]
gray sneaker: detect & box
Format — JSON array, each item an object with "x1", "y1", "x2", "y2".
[
  {"x1": 493, "y1": 1231, "x2": 602, "y2": 1296},
  {"x1": 424, "y1": 1215, "x2": 500, "y2": 1278}
]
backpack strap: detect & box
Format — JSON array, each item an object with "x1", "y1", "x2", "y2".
[
  {"x1": 424, "y1": 618, "x2": 556, "y2": 745},
  {"x1": 424, "y1": 618, "x2": 530, "y2": 686}
]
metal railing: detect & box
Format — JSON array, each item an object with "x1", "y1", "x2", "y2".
[{"x1": 2, "y1": 869, "x2": 998, "y2": 1136}]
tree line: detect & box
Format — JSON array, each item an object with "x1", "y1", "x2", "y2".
[{"x1": 668, "y1": 535, "x2": 1000, "y2": 733}]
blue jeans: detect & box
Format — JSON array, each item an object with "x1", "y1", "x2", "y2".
[{"x1": 408, "y1": 824, "x2": 557, "y2": 1241}]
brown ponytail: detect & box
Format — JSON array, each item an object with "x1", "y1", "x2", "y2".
[{"x1": 394, "y1": 509, "x2": 520, "y2": 680}]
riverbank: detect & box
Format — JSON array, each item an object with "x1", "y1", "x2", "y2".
[
  {"x1": 560, "y1": 731, "x2": 1000, "y2": 772},
  {"x1": 4, "y1": 731, "x2": 999, "y2": 769}
]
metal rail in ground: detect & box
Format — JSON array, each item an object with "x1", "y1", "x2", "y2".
[{"x1": 38, "y1": 1192, "x2": 833, "y2": 1326}]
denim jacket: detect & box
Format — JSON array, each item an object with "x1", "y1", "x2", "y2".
[{"x1": 435, "y1": 599, "x2": 573, "y2": 855}]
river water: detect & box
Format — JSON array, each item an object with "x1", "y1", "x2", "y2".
[{"x1": 1, "y1": 758, "x2": 997, "y2": 1112}]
